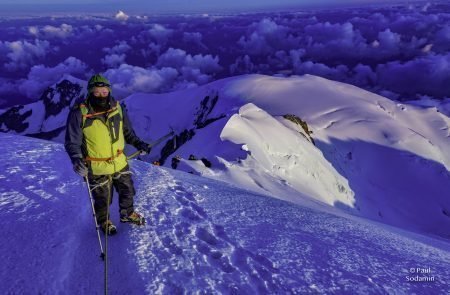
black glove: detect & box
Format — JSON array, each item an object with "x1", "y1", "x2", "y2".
[
  {"x1": 72, "y1": 158, "x2": 88, "y2": 177},
  {"x1": 135, "y1": 141, "x2": 151, "y2": 155}
]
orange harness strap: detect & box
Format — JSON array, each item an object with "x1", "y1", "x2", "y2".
[
  {"x1": 80, "y1": 103, "x2": 118, "y2": 119},
  {"x1": 85, "y1": 149, "x2": 124, "y2": 162}
]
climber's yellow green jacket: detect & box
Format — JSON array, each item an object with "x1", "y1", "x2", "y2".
[{"x1": 64, "y1": 97, "x2": 146, "y2": 176}]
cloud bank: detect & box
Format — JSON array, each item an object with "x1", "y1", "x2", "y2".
[{"x1": 1, "y1": 2, "x2": 450, "y2": 107}]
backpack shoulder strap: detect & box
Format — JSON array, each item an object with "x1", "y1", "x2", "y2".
[
  {"x1": 79, "y1": 100, "x2": 122, "y2": 128},
  {"x1": 79, "y1": 100, "x2": 89, "y2": 129},
  {"x1": 116, "y1": 101, "x2": 123, "y2": 118}
]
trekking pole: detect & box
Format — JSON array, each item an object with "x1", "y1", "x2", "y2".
[
  {"x1": 104, "y1": 175, "x2": 112, "y2": 295},
  {"x1": 85, "y1": 175, "x2": 105, "y2": 260},
  {"x1": 127, "y1": 130, "x2": 175, "y2": 160}
]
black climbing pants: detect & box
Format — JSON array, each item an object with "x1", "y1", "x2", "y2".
[{"x1": 87, "y1": 165, "x2": 136, "y2": 224}]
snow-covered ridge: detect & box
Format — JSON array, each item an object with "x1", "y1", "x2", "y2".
[
  {"x1": 1, "y1": 74, "x2": 449, "y2": 239},
  {"x1": 122, "y1": 74, "x2": 450, "y2": 239},
  {"x1": 0, "y1": 133, "x2": 449, "y2": 294},
  {"x1": 220, "y1": 102, "x2": 354, "y2": 207}
]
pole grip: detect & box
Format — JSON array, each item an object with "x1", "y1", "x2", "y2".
[{"x1": 127, "y1": 130, "x2": 175, "y2": 160}]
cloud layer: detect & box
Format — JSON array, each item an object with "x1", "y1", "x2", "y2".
[{"x1": 1, "y1": 2, "x2": 450, "y2": 107}]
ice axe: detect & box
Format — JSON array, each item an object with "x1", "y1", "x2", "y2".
[{"x1": 127, "y1": 130, "x2": 175, "y2": 160}]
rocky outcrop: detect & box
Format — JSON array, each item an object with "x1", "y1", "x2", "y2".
[
  {"x1": 0, "y1": 105, "x2": 32, "y2": 133},
  {"x1": 194, "y1": 94, "x2": 226, "y2": 129},
  {"x1": 159, "y1": 93, "x2": 226, "y2": 165},
  {"x1": 0, "y1": 78, "x2": 84, "y2": 140},
  {"x1": 42, "y1": 79, "x2": 83, "y2": 120},
  {"x1": 283, "y1": 114, "x2": 315, "y2": 145}
]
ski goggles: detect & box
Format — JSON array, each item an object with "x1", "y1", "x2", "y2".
[
  {"x1": 89, "y1": 81, "x2": 111, "y2": 88},
  {"x1": 92, "y1": 89, "x2": 110, "y2": 97}
]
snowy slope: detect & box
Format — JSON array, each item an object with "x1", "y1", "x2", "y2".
[
  {"x1": 1, "y1": 73, "x2": 449, "y2": 239},
  {"x1": 123, "y1": 74, "x2": 450, "y2": 239},
  {"x1": 0, "y1": 133, "x2": 449, "y2": 294}
]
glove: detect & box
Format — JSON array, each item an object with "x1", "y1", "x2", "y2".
[
  {"x1": 135, "y1": 141, "x2": 151, "y2": 155},
  {"x1": 72, "y1": 158, "x2": 88, "y2": 177}
]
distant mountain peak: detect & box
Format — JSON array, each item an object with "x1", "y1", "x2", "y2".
[{"x1": 0, "y1": 77, "x2": 85, "y2": 139}]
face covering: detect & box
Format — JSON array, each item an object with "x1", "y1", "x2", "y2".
[{"x1": 89, "y1": 94, "x2": 111, "y2": 111}]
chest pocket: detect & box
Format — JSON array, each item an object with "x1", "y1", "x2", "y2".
[
  {"x1": 80, "y1": 102, "x2": 123, "y2": 140},
  {"x1": 108, "y1": 112, "x2": 122, "y2": 144}
]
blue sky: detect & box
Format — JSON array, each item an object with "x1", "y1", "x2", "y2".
[{"x1": 0, "y1": 0, "x2": 393, "y2": 13}]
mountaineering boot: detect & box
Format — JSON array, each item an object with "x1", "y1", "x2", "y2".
[
  {"x1": 120, "y1": 211, "x2": 146, "y2": 225},
  {"x1": 101, "y1": 220, "x2": 117, "y2": 235}
]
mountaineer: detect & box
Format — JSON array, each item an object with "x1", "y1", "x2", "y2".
[{"x1": 65, "y1": 74, "x2": 149, "y2": 235}]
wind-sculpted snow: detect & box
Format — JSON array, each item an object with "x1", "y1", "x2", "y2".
[
  {"x1": 0, "y1": 133, "x2": 449, "y2": 294},
  {"x1": 220, "y1": 102, "x2": 355, "y2": 207},
  {"x1": 121, "y1": 74, "x2": 450, "y2": 239}
]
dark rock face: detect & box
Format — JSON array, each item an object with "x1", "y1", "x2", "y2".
[
  {"x1": 158, "y1": 94, "x2": 227, "y2": 165},
  {"x1": 0, "y1": 79, "x2": 84, "y2": 139},
  {"x1": 283, "y1": 114, "x2": 315, "y2": 145},
  {"x1": 160, "y1": 129, "x2": 196, "y2": 165},
  {"x1": 194, "y1": 95, "x2": 226, "y2": 129},
  {"x1": 201, "y1": 157, "x2": 212, "y2": 168},
  {"x1": 0, "y1": 105, "x2": 32, "y2": 133},
  {"x1": 42, "y1": 80, "x2": 83, "y2": 120}
]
